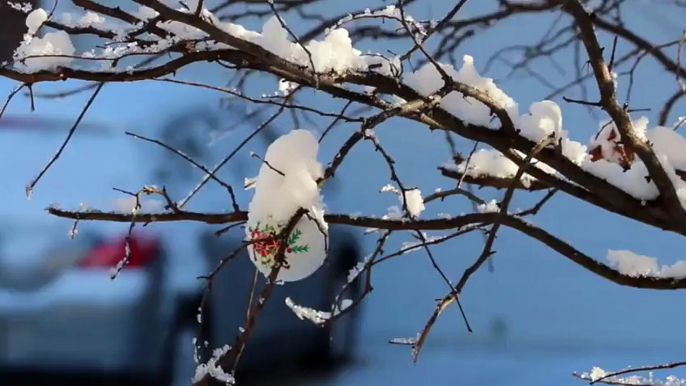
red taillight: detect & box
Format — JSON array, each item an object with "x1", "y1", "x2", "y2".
[{"x1": 77, "y1": 234, "x2": 161, "y2": 269}]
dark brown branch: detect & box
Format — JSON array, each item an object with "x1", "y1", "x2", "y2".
[
  {"x1": 413, "y1": 135, "x2": 555, "y2": 362},
  {"x1": 72, "y1": 0, "x2": 169, "y2": 38},
  {"x1": 589, "y1": 361, "x2": 686, "y2": 385},
  {"x1": 423, "y1": 187, "x2": 486, "y2": 205},
  {"x1": 46, "y1": 206, "x2": 686, "y2": 290},
  {"x1": 564, "y1": 0, "x2": 686, "y2": 220},
  {"x1": 400, "y1": 0, "x2": 469, "y2": 61},
  {"x1": 659, "y1": 89, "x2": 686, "y2": 126},
  {"x1": 3, "y1": 38, "x2": 679, "y2": 236},
  {"x1": 154, "y1": 78, "x2": 362, "y2": 122},
  {"x1": 0, "y1": 83, "x2": 26, "y2": 121}
]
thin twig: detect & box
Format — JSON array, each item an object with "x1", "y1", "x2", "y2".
[
  {"x1": 126, "y1": 131, "x2": 240, "y2": 212},
  {"x1": 26, "y1": 82, "x2": 104, "y2": 198}
]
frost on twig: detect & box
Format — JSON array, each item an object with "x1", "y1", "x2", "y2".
[
  {"x1": 284, "y1": 296, "x2": 352, "y2": 325},
  {"x1": 389, "y1": 334, "x2": 419, "y2": 346},
  {"x1": 193, "y1": 345, "x2": 235, "y2": 385},
  {"x1": 576, "y1": 364, "x2": 686, "y2": 386},
  {"x1": 7, "y1": 2, "x2": 34, "y2": 13}
]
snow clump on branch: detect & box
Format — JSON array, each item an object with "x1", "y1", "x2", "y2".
[
  {"x1": 246, "y1": 129, "x2": 328, "y2": 283},
  {"x1": 13, "y1": 8, "x2": 76, "y2": 71},
  {"x1": 11, "y1": 3, "x2": 401, "y2": 76},
  {"x1": 607, "y1": 250, "x2": 686, "y2": 278},
  {"x1": 402, "y1": 188, "x2": 425, "y2": 218},
  {"x1": 414, "y1": 57, "x2": 686, "y2": 207}
]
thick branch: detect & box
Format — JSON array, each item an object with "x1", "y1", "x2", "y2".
[
  {"x1": 564, "y1": 0, "x2": 686, "y2": 220},
  {"x1": 45, "y1": 206, "x2": 686, "y2": 290}
]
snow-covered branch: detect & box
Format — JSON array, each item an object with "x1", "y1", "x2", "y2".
[{"x1": 4, "y1": 0, "x2": 686, "y2": 383}]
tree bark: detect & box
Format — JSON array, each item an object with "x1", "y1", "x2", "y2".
[{"x1": 0, "y1": 2, "x2": 38, "y2": 64}]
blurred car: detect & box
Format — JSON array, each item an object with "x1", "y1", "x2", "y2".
[
  {"x1": 0, "y1": 221, "x2": 362, "y2": 386},
  {"x1": 0, "y1": 3, "x2": 364, "y2": 383},
  {"x1": 200, "y1": 223, "x2": 362, "y2": 381},
  {"x1": 0, "y1": 228, "x2": 187, "y2": 386}
]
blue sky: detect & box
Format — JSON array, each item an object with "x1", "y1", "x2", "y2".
[{"x1": 2, "y1": 0, "x2": 686, "y2": 378}]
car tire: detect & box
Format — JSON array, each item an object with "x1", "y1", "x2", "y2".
[
  {"x1": 325, "y1": 292, "x2": 361, "y2": 365},
  {"x1": 168, "y1": 323, "x2": 198, "y2": 386},
  {"x1": 321, "y1": 243, "x2": 362, "y2": 367},
  {"x1": 158, "y1": 317, "x2": 195, "y2": 386},
  {"x1": 159, "y1": 297, "x2": 210, "y2": 386}
]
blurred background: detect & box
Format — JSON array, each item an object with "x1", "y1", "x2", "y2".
[{"x1": 1, "y1": 0, "x2": 686, "y2": 385}]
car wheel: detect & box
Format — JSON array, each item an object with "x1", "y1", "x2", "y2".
[
  {"x1": 324, "y1": 256, "x2": 362, "y2": 365},
  {"x1": 327, "y1": 290, "x2": 362, "y2": 364},
  {"x1": 169, "y1": 324, "x2": 198, "y2": 386},
  {"x1": 160, "y1": 296, "x2": 210, "y2": 386}
]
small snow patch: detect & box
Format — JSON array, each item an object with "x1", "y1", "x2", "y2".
[{"x1": 607, "y1": 250, "x2": 686, "y2": 278}]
